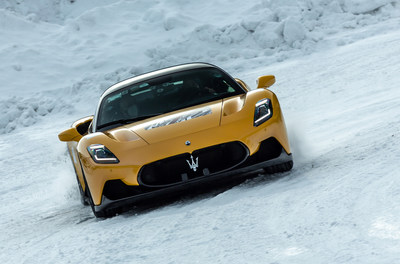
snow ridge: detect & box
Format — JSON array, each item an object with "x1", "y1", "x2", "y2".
[{"x1": 0, "y1": 0, "x2": 399, "y2": 134}]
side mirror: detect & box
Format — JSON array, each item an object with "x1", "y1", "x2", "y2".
[
  {"x1": 58, "y1": 127, "x2": 82, "y2": 142},
  {"x1": 257, "y1": 75, "x2": 275, "y2": 89}
]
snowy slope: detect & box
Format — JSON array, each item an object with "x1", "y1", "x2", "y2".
[{"x1": 1, "y1": 0, "x2": 400, "y2": 263}]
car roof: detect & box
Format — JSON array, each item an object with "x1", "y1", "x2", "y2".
[{"x1": 101, "y1": 62, "x2": 218, "y2": 99}]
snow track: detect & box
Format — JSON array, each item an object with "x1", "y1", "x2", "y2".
[{"x1": 1, "y1": 1, "x2": 400, "y2": 263}]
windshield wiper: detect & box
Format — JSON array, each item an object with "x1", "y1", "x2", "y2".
[{"x1": 97, "y1": 114, "x2": 162, "y2": 130}]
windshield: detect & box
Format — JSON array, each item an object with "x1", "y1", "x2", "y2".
[{"x1": 96, "y1": 67, "x2": 245, "y2": 131}]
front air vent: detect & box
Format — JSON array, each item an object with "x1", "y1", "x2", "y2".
[{"x1": 138, "y1": 141, "x2": 249, "y2": 187}]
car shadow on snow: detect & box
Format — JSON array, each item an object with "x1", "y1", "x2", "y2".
[{"x1": 111, "y1": 168, "x2": 294, "y2": 219}]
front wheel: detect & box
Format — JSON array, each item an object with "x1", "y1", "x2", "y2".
[
  {"x1": 73, "y1": 165, "x2": 89, "y2": 206},
  {"x1": 82, "y1": 174, "x2": 120, "y2": 218},
  {"x1": 77, "y1": 178, "x2": 89, "y2": 206},
  {"x1": 82, "y1": 175, "x2": 106, "y2": 218}
]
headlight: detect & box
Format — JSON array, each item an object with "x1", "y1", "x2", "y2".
[
  {"x1": 254, "y1": 98, "x2": 273, "y2": 127},
  {"x1": 87, "y1": 144, "x2": 119, "y2": 164}
]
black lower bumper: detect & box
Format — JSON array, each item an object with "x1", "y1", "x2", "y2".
[{"x1": 94, "y1": 148, "x2": 292, "y2": 214}]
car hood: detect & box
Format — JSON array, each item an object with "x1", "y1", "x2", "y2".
[{"x1": 108, "y1": 100, "x2": 223, "y2": 144}]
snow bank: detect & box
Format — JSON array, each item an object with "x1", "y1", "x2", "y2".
[
  {"x1": 0, "y1": 0, "x2": 115, "y2": 24},
  {"x1": 0, "y1": 96, "x2": 71, "y2": 134},
  {"x1": 344, "y1": 0, "x2": 395, "y2": 14},
  {"x1": 0, "y1": 0, "x2": 399, "y2": 136},
  {"x1": 147, "y1": 0, "x2": 399, "y2": 71}
]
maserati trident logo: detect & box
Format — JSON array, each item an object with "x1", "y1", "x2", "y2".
[{"x1": 186, "y1": 155, "x2": 199, "y2": 172}]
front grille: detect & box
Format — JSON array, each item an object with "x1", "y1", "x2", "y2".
[{"x1": 138, "y1": 141, "x2": 249, "y2": 187}]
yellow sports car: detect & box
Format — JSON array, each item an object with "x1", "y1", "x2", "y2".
[{"x1": 59, "y1": 63, "x2": 293, "y2": 217}]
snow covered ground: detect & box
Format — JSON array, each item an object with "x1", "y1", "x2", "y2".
[{"x1": 1, "y1": 0, "x2": 400, "y2": 263}]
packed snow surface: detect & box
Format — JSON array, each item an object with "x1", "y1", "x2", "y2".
[{"x1": 1, "y1": 0, "x2": 400, "y2": 263}]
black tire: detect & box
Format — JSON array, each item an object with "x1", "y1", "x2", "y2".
[
  {"x1": 77, "y1": 177, "x2": 89, "y2": 206},
  {"x1": 82, "y1": 174, "x2": 106, "y2": 218},
  {"x1": 81, "y1": 172, "x2": 120, "y2": 218},
  {"x1": 263, "y1": 160, "x2": 293, "y2": 174},
  {"x1": 72, "y1": 165, "x2": 89, "y2": 206},
  {"x1": 77, "y1": 159, "x2": 108, "y2": 217}
]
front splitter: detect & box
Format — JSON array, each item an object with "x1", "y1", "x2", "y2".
[{"x1": 94, "y1": 150, "x2": 293, "y2": 214}]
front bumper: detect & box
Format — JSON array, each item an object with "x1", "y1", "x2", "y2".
[{"x1": 94, "y1": 147, "x2": 292, "y2": 214}]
